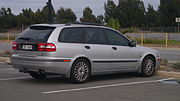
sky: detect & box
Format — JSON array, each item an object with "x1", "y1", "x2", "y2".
[{"x1": 0, "y1": 0, "x2": 160, "y2": 18}]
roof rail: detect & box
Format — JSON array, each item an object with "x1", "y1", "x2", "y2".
[{"x1": 65, "y1": 22, "x2": 107, "y2": 27}]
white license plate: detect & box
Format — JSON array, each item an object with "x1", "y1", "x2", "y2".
[{"x1": 22, "y1": 45, "x2": 33, "y2": 50}]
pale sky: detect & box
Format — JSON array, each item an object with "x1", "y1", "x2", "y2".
[{"x1": 0, "y1": 0, "x2": 160, "y2": 18}]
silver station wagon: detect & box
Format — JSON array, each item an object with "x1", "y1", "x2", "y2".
[{"x1": 10, "y1": 23, "x2": 161, "y2": 83}]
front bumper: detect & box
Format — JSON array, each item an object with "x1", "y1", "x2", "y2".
[
  {"x1": 10, "y1": 54, "x2": 73, "y2": 75},
  {"x1": 156, "y1": 57, "x2": 161, "y2": 70}
]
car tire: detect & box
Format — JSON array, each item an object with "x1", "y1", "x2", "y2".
[
  {"x1": 29, "y1": 72, "x2": 46, "y2": 79},
  {"x1": 70, "y1": 59, "x2": 90, "y2": 83},
  {"x1": 141, "y1": 56, "x2": 155, "y2": 77}
]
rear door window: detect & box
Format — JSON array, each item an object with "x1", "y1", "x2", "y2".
[
  {"x1": 58, "y1": 28, "x2": 82, "y2": 43},
  {"x1": 84, "y1": 27, "x2": 108, "y2": 45},
  {"x1": 16, "y1": 26, "x2": 55, "y2": 43}
]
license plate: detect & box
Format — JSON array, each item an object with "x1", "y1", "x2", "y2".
[{"x1": 22, "y1": 45, "x2": 33, "y2": 50}]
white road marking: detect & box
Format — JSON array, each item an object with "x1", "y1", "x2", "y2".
[
  {"x1": 43, "y1": 78, "x2": 174, "y2": 94},
  {"x1": 0, "y1": 77, "x2": 31, "y2": 81},
  {"x1": 0, "y1": 75, "x2": 62, "y2": 81}
]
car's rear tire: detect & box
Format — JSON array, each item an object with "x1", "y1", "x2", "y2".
[
  {"x1": 29, "y1": 72, "x2": 46, "y2": 79},
  {"x1": 70, "y1": 59, "x2": 90, "y2": 83},
  {"x1": 141, "y1": 56, "x2": 155, "y2": 77}
]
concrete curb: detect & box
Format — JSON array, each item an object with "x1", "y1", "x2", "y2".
[
  {"x1": 0, "y1": 57, "x2": 11, "y2": 64},
  {"x1": 155, "y1": 71, "x2": 180, "y2": 78}
]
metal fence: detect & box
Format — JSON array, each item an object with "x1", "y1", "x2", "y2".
[
  {"x1": 139, "y1": 27, "x2": 180, "y2": 33},
  {"x1": 125, "y1": 33, "x2": 180, "y2": 47},
  {"x1": 0, "y1": 28, "x2": 21, "y2": 41},
  {"x1": 0, "y1": 33, "x2": 18, "y2": 41}
]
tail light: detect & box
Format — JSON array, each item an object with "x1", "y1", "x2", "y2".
[
  {"x1": 12, "y1": 42, "x2": 17, "y2": 50},
  {"x1": 38, "y1": 43, "x2": 56, "y2": 52}
]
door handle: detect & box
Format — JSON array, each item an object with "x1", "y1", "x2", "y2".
[
  {"x1": 112, "y1": 47, "x2": 117, "y2": 50},
  {"x1": 85, "y1": 46, "x2": 90, "y2": 49}
]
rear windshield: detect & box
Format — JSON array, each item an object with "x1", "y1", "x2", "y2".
[{"x1": 16, "y1": 26, "x2": 55, "y2": 43}]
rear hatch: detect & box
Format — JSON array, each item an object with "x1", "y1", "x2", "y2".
[{"x1": 13, "y1": 26, "x2": 55, "y2": 56}]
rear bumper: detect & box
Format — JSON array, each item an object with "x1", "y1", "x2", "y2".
[{"x1": 10, "y1": 54, "x2": 73, "y2": 75}]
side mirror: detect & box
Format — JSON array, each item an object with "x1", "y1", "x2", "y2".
[{"x1": 129, "y1": 40, "x2": 137, "y2": 47}]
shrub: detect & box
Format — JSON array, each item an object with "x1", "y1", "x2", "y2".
[
  {"x1": 172, "y1": 62, "x2": 180, "y2": 70},
  {"x1": 122, "y1": 27, "x2": 138, "y2": 34},
  {"x1": 161, "y1": 58, "x2": 168, "y2": 66}
]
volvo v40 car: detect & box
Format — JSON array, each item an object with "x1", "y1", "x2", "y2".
[{"x1": 10, "y1": 23, "x2": 161, "y2": 83}]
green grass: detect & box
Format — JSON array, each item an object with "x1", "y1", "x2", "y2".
[
  {"x1": 135, "y1": 38, "x2": 180, "y2": 45},
  {"x1": 0, "y1": 36, "x2": 16, "y2": 40}
]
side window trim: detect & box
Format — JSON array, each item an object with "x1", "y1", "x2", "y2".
[{"x1": 105, "y1": 29, "x2": 130, "y2": 46}]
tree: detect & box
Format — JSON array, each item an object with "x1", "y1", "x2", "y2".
[
  {"x1": 40, "y1": 2, "x2": 56, "y2": 23},
  {"x1": 145, "y1": 4, "x2": 159, "y2": 27},
  {"x1": 7, "y1": 8, "x2": 18, "y2": 27},
  {"x1": 96, "y1": 15, "x2": 104, "y2": 24},
  {"x1": 21, "y1": 8, "x2": 35, "y2": 25},
  {"x1": 117, "y1": 0, "x2": 145, "y2": 27},
  {"x1": 80, "y1": 7, "x2": 97, "y2": 23},
  {"x1": 0, "y1": 7, "x2": 17, "y2": 28},
  {"x1": 158, "y1": 0, "x2": 180, "y2": 26},
  {"x1": 107, "y1": 18, "x2": 120, "y2": 30},
  {"x1": 56, "y1": 8, "x2": 77, "y2": 23},
  {"x1": 0, "y1": 8, "x2": 8, "y2": 28},
  {"x1": 104, "y1": 0, "x2": 117, "y2": 22},
  {"x1": 34, "y1": 9, "x2": 44, "y2": 24}
]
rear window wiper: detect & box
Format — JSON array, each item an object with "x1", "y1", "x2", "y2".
[{"x1": 18, "y1": 37, "x2": 30, "y2": 40}]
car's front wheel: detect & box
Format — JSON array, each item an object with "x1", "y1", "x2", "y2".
[
  {"x1": 70, "y1": 59, "x2": 90, "y2": 83},
  {"x1": 141, "y1": 56, "x2": 156, "y2": 77}
]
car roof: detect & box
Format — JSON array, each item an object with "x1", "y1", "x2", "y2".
[
  {"x1": 31, "y1": 24, "x2": 65, "y2": 27},
  {"x1": 31, "y1": 23, "x2": 108, "y2": 28}
]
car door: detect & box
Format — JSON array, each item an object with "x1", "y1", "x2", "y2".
[
  {"x1": 83, "y1": 27, "x2": 113, "y2": 73},
  {"x1": 105, "y1": 29, "x2": 141, "y2": 70},
  {"x1": 57, "y1": 27, "x2": 84, "y2": 58}
]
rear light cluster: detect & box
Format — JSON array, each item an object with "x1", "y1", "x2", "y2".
[
  {"x1": 12, "y1": 42, "x2": 17, "y2": 50},
  {"x1": 12, "y1": 42, "x2": 56, "y2": 52},
  {"x1": 37, "y1": 43, "x2": 56, "y2": 52}
]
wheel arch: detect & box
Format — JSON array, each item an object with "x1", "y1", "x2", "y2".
[
  {"x1": 138, "y1": 54, "x2": 156, "y2": 73},
  {"x1": 73, "y1": 57, "x2": 92, "y2": 69},
  {"x1": 66, "y1": 56, "x2": 92, "y2": 78}
]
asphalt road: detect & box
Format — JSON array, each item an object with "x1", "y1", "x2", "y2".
[
  {"x1": 0, "y1": 62, "x2": 180, "y2": 101},
  {"x1": 0, "y1": 43, "x2": 12, "y2": 51},
  {"x1": 155, "y1": 48, "x2": 180, "y2": 61}
]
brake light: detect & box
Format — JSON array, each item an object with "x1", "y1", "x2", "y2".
[
  {"x1": 38, "y1": 43, "x2": 56, "y2": 52},
  {"x1": 12, "y1": 42, "x2": 17, "y2": 50}
]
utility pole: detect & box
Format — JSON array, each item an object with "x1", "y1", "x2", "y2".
[
  {"x1": 178, "y1": 22, "x2": 180, "y2": 33},
  {"x1": 175, "y1": 17, "x2": 180, "y2": 32},
  {"x1": 48, "y1": 0, "x2": 53, "y2": 23}
]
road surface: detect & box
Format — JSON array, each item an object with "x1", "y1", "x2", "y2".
[{"x1": 0, "y1": 62, "x2": 180, "y2": 101}]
